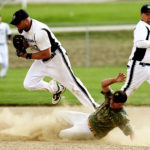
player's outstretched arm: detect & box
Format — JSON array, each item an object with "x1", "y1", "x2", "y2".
[{"x1": 101, "y1": 73, "x2": 126, "y2": 92}]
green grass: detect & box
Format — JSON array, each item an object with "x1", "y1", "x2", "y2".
[
  {"x1": 0, "y1": 67, "x2": 149, "y2": 106},
  {"x1": 0, "y1": 1, "x2": 148, "y2": 26},
  {"x1": 1, "y1": 2, "x2": 149, "y2": 106}
]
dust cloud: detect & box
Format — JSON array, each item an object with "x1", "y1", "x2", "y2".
[
  {"x1": 0, "y1": 108, "x2": 62, "y2": 140},
  {"x1": 0, "y1": 106, "x2": 149, "y2": 146}
]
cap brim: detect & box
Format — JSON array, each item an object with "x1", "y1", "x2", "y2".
[{"x1": 10, "y1": 19, "x2": 20, "y2": 25}]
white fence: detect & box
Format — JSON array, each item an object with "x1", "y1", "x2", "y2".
[{"x1": 11, "y1": 25, "x2": 135, "y2": 34}]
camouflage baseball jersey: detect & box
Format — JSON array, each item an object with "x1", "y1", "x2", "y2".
[{"x1": 88, "y1": 90, "x2": 133, "y2": 139}]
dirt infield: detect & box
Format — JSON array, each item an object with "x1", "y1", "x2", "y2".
[{"x1": 0, "y1": 106, "x2": 149, "y2": 150}]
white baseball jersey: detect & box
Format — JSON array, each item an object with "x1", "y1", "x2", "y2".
[
  {"x1": 21, "y1": 19, "x2": 61, "y2": 53},
  {"x1": 0, "y1": 22, "x2": 11, "y2": 44},
  {"x1": 121, "y1": 20, "x2": 150, "y2": 96},
  {"x1": 22, "y1": 19, "x2": 98, "y2": 111}
]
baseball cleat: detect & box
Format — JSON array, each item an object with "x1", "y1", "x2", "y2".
[{"x1": 52, "y1": 84, "x2": 66, "y2": 105}]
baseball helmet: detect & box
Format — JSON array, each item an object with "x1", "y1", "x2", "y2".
[
  {"x1": 10, "y1": 9, "x2": 29, "y2": 25},
  {"x1": 141, "y1": 4, "x2": 150, "y2": 13},
  {"x1": 112, "y1": 90, "x2": 127, "y2": 103}
]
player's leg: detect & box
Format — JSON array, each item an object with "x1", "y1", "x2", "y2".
[
  {"x1": 146, "y1": 66, "x2": 150, "y2": 84},
  {"x1": 23, "y1": 48, "x2": 98, "y2": 110},
  {"x1": 57, "y1": 110, "x2": 90, "y2": 126},
  {"x1": 121, "y1": 60, "x2": 147, "y2": 97},
  {"x1": 23, "y1": 60, "x2": 59, "y2": 94},
  {"x1": 46, "y1": 47, "x2": 99, "y2": 111},
  {"x1": 0, "y1": 45, "x2": 8, "y2": 77},
  {"x1": 59, "y1": 115, "x2": 94, "y2": 140}
]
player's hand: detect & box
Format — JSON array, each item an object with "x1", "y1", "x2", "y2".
[
  {"x1": 130, "y1": 131, "x2": 135, "y2": 141},
  {"x1": 7, "y1": 40, "x2": 11, "y2": 45},
  {"x1": 115, "y1": 73, "x2": 126, "y2": 82}
]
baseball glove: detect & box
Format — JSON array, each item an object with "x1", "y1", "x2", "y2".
[{"x1": 13, "y1": 35, "x2": 27, "y2": 57}]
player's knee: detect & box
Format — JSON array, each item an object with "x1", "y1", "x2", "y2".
[
  {"x1": 23, "y1": 81, "x2": 30, "y2": 90},
  {"x1": 23, "y1": 80, "x2": 35, "y2": 90}
]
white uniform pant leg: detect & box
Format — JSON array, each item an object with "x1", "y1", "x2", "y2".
[
  {"x1": 47, "y1": 48, "x2": 98, "y2": 111},
  {"x1": 57, "y1": 110, "x2": 90, "y2": 125},
  {"x1": 121, "y1": 60, "x2": 148, "y2": 97},
  {"x1": 0, "y1": 44, "x2": 8, "y2": 77},
  {"x1": 23, "y1": 60, "x2": 58, "y2": 94},
  {"x1": 146, "y1": 66, "x2": 150, "y2": 83},
  {"x1": 58, "y1": 111, "x2": 94, "y2": 140},
  {"x1": 24, "y1": 48, "x2": 98, "y2": 111}
]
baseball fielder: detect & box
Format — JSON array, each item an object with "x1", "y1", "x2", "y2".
[
  {"x1": 121, "y1": 4, "x2": 150, "y2": 97},
  {"x1": 10, "y1": 9, "x2": 99, "y2": 111},
  {"x1": 58, "y1": 73, "x2": 134, "y2": 140},
  {"x1": 0, "y1": 15, "x2": 11, "y2": 77}
]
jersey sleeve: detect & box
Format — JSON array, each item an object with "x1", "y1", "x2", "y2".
[
  {"x1": 118, "y1": 114, "x2": 133, "y2": 136},
  {"x1": 35, "y1": 29, "x2": 51, "y2": 51},
  {"x1": 134, "y1": 23, "x2": 150, "y2": 48},
  {"x1": 134, "y1": 24, "x2": 148, "y2": 43},
  {"x1": 101, "y1": 89, "x2": 113, "y2": 103}
]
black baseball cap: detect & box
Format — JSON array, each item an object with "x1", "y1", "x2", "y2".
[
  {"x1": 141, "y1": 4, "x2": 150, "y2": 13},
  {"x1": 10, "y1": 9, "x2": 29, "y2": 25},
  {"x1": 112, "y1": 91, "x2": 127, "y2": 103}
]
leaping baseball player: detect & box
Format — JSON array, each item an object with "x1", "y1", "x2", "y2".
[{"x1": 10, "y1": 9, "x2": 99, "y2": 111}]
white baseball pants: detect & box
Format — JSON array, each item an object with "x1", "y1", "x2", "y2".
[
  {"x1": 24, "y1": 47, "x2": 98, "y2": 111},
  {"x1": 57, "y1": 110, "x2": 94, "y2": 140},
  {"x1": 0, "y1": 44, "x2": 9, "y2": 77},
  {"x1": 121, "y1": 59, "x2": 150, "y2": 97}
]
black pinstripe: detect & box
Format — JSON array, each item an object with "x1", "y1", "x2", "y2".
[
  {"x1": 41, "y1": 28, "x2": 96, "y2": 109},
  {"x1": 146, "y1": 26, "x2": 150, "y2": 40},
  {"x1": 41, "y1": 28, "x2": 59, "y2": 52},
  {"x1": 58, "y1": 47, "x2": 96, "y2": 109},
  {"x1": 123, "y1": 60, "x2": 136, "y2": 92}
]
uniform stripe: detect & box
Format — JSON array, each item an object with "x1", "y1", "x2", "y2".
[
  {"x1": 146, "y1": 26, "x2": 150, "y2": 40},
  {"x1": 123, "y1": 60, "x2": 136, "y2": 92},
  {"x1": 42, "y1": 28, "x2": 96, "y2": 109},
  {"x1": 41, "y1": 28, "x2": 59, "y2": 52},
  {"x1": 58, "y1": 47, "x2": 96, "y2": 109}
]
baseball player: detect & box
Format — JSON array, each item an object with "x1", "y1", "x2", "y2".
[
  {"x1": 10, "y1": 9, "x2": 99, "y2": 111},
  {"x1": 0, "y1": 15, "x2": 11, "y2": 77},
  {"x1": 121, "y1": 4, "x2": 150, "y2": 97},
  {"x1": 58, "y1": 73, "x2": 134, "y2": 140}
]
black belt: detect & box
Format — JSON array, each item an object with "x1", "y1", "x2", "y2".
[
  {"x1": 139, "y1": 62, "x2": 150, "y2": 67},
  {"x1": 42, "y1": 52, "x2": 56, "y2": 62}
]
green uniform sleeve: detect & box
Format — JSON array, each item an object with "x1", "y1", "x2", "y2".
[
  {"x1": 119, "y1": 115, "x2": 133, "y2": 136},
  {"x1": 101, "y1": 89, "x2": 114, "y2": 104}
]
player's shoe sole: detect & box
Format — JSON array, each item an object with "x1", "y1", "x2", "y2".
[{"x1": 52, "y1": 84, "x2": 66, "y2": 105}]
